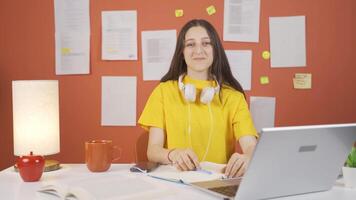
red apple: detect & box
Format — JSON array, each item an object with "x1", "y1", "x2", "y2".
[{"x1": 16, "y1": 151, "x2": 45, "y2": 182}]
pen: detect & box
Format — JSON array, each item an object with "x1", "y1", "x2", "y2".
[{"x1": 148, "y1": 174, "x2": 187, "y2": 185}]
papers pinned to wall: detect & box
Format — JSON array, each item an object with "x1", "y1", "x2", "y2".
[
  {"x1": 223, "y1": 0, "x2": 260, "y2": 42},
  {"x1": 101, "y1": 76, "x2": 137, "y2": 126},
  {"x1": 225, "y1": 50, "x2": 252, "y2": 91},
  {"x1": 54, "y1": 0, "x2": 90, "y2": 75},
  {"x1": 250, "y1": 96, "x2": 276, "y2": 133},
  {"x1": 269, "y1": 16, "x2": 306, "y2": 68},
  {"x1": 101, "y1": 10, "x2": 137, "y2": 60},
  {"x1": 142, "y1": 30, "x2": 177, "y2": 81}
]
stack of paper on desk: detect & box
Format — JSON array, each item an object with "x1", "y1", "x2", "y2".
[{"x1": 147, "y1": 162, "x2": 226, "y2": 184}]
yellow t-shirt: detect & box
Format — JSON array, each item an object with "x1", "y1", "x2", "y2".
[{"x1": 138, "y1": 76, "x2": 258, "y2": 164}]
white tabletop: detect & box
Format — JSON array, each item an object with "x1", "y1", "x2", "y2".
[{"x1": 0, "y1": 164, "x2": 355, "y2": 200}]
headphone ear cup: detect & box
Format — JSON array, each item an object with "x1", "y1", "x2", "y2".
[
  {"x1": 200, "y1": 87, "x2": 215, "y2": 104},
  {"x1": 184, "y1": 84, "x2": 196, "y2": 102}
]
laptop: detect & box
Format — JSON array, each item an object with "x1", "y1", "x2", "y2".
[{"x1": 190, "y1": 123, "x2": 356, "y2": 200}]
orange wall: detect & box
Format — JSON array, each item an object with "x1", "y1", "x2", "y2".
[{"x1": 1, "y1": 0, "x2": 356, "y2": 170}]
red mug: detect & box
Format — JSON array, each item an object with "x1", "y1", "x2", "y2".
[{"x1": 85, "y1": 140, "x2": 121, "y2": 172}]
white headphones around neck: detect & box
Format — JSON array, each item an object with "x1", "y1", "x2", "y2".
[{"x1": 178, "y1": 74, "x2": 220, "y2": 104}]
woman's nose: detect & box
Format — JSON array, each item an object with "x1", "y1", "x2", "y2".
[{"x1": 193, "y1": 44, "x2": 204, "y2": 54}]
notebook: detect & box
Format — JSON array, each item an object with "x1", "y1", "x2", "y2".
[
  {"x1": 190, "y1": 123, "x2": 356, "y2": 200},
  {"x1": 131, "y1": 161, "x2": 227, "y2": 184}
]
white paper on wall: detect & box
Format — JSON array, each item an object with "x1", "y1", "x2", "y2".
[
  {"x1": 269, "y1": 16, "x2": 306, "y2": 68},
  {"x1": 54, "y1": 0, "x2": 90, "y2": 75},
  {"x1": 250, "y1": 96, "x2": 276, "y2": 133},
  {"x1": 102, "y1": 11, "x2": 137, "y2": 60},
  {"x1": 223, "y1": 0, "x2": 261, "y2": 42},
  {"x1": 142, "y1": 30, "x2": 176, "y2": 80},
  {"x1": 55, "y1": 32, "x2": 90, "y2": 75},
  {"x1": 225, "y1": 50, "x2": 252, "y2": 91},
  {"x1": 101, "y1": 76, "x2": 137, "y2": 126}
]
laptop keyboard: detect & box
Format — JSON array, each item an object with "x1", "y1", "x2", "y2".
[{"x1": 209, "y1": 185, "x2": 238, "y2": 197}]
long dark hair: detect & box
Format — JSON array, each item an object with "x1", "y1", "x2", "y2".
[{"x1": 161, "y1": 19, "x2": 245, "y2": 97}]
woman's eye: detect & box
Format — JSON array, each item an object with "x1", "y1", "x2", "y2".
[
  {"x1": 202, "y1": 41, "x2": 211, "y2": 47},
  {"x1": 185, "y1": 43, "x2": 194, "y2": 47}
]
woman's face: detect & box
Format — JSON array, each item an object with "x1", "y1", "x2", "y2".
[{"x1": 183, "y1": 26, "x2": 214, "y2": 79}]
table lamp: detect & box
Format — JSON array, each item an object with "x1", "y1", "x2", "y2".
[{"x1": 12, "y1": 80, "x2": 60, "y2": 181}]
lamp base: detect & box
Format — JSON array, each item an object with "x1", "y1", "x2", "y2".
[
  {"x1": 43, "y1": 159, "x2": 61, "y2": 171},
  {"x1": 14, "y1": 159, "x2": 61, "y2": 172}
]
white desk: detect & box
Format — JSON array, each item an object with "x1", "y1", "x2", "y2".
[{"x1": 0, "y1": 164, "x2": 355, "y2": 200}]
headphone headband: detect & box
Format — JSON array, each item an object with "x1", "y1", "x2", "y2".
[
  {"x1": 178, "y1": 74, "x2": 220, "y2": 104},
  {"x1": 178, "y1": 74, "x2": 220, "y2": 93}
]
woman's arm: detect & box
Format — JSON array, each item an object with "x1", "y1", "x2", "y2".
[
  {"x1": 147, "y1": 127, "x2": 200, "y2": 170},
  {"x1": 239, "y1": 135, "x2": 257, "y2": 157},
  {"x1": 147, "y1": 127, "x2": 171, "y2": 164},
  {"x1": 225, "y1": 135, "x2": 257, "y2": 178}
]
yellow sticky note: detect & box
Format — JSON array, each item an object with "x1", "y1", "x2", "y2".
[
  {"x1": 61, "y1": 48, "x2": 71, "y2": 55},
  {"x1": 295, "y1": 73, "x2": 312, "y2": 79},
  {"x1": 206, "y1": 5, "x2": 216, "y2": 16},
  {"x1": 175, "y1": 9, "x2": 184, "y2": 17},
  {"x1": 262, "y1": 51, "x2": 270, "y2": 60},
  {"x1": 293, "y1": 73, "x2": 312, "y2": 89},
  {"x1": 108, "y1": 48, "x2": 117, "y2": 53},
  {"x1": 260, "y1": 76, "x2": 269, "y2": 85},
  {"x1": 293, "y1": 78, "x2": 307, "y2": 89}
]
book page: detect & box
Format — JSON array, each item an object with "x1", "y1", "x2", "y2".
[
  {"x1": 200, "y1": 161, "x2": 226, "y2": 173},
  {"x1": 37, "y1": 174, "x2": 159, "y2": 200},
  {"x1": 149, "y1": 162, "x2": 226, "y2": 183},
  {"x1": 37, "y1": 184, "x2": 95, "y2": 200}
]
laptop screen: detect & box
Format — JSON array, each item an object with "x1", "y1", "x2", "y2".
[{"x1": 236, "y1": 123, "x2": 356, "y2": 200}]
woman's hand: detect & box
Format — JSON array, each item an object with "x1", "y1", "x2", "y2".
[
  {"x1": 169, "y1": 148, "x2": 200, "y2": 171},
  {"x1": 224, "y1": 152, "x2": 251, "y2": 178}
]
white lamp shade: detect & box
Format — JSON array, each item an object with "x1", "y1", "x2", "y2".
[{"x1": 12, "y1": 80, "x2": 60, "y2": 156}]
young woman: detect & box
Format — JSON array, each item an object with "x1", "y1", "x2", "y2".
[{"x1": 138, "y1": 19, "x2": 258, "y2": 178}]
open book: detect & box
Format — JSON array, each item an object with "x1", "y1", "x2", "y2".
[
  {"x1": 141, "y1": 161, "x2": 227, "y2": 184},
  {"x1": 37, "y1": 184, "x2": 94, "y2": 200},
  {"x1": 36, "y1": 174, "x2": 160, "y2": 200}
]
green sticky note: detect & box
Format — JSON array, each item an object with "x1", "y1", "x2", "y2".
[
  {"x1": 260, "y1": 76, "x2": 269, "y2": 85},
  {"x1": 175, "y1": 9, "x2": 184, "y2": 17},
  {"x1": 262, "y1": 51, "x2": 270, "y2": 60},
  {"x1": 206, "y1": 5, "x2": 216, "y2": 16}
]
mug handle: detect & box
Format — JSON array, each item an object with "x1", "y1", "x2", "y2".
[{"x1": 112, "y1": 146, "x2": 122, "y2": 162}]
